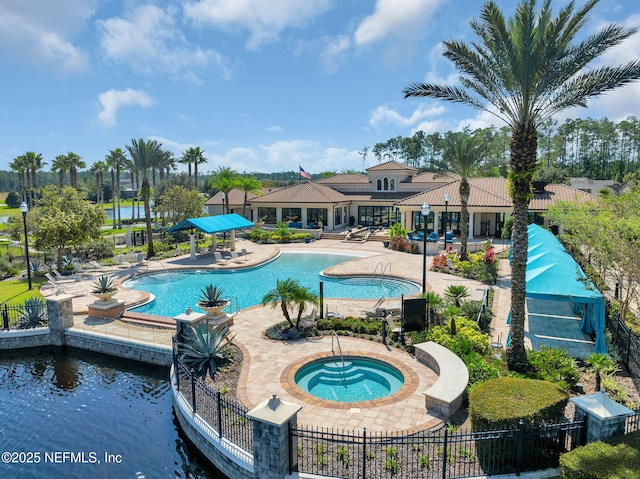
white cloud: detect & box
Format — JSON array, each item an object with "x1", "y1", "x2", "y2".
[
  {"x1": 0, "y1": 0, "x2": 93, "y2": 73},
  {"x1": 265, "y1": 125, "x2": 284, "y2": 133},
  {"x1": 354, "y1": 0, "x2": 445, "y2": 47},
  {"x1": 320, "y1": 35, "x2": 351, "y2": 74},
  {"x1": 184, "y1": 0, "x2": 332, "y2": 51},
  {"x1": 370, "y1": 104, "x2": 446, "y2": 129},
  {"x1": 97, "y1": 89, "x2": 156, "y2": 127},
  {"x1": 98, "y1": 4, "x2": 227, "y2": 80}
]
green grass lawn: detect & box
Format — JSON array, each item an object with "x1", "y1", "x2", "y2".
[{"x1": 0, "y1": 277, "x2": 47, "y2": 304}]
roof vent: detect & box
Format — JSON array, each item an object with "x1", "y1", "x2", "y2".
[{"x1": 532, "y1": 181, "x2": 548, "y2": 194}]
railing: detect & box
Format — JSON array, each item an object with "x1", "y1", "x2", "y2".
[
  {"x1": 291, "y1": 419, "x2": 586, "y2": 479},
  {"x1": 1, "y1": 300, "x2": 49, "y2": 331},
  {"x1": 605, "y1": 306, "x2": 640, "y2": 391},
  {"x1": 172, "y1": 338, "x2": 253, "y2": 453},
  {"x1": 626, "y1": 408, "x2": 640, "y2": 434}
]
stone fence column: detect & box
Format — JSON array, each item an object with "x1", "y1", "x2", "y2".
[
  {"x1": 46, "y1": 294, "x2": 74, "y2": 346},
  {"x1": 247, "y1": 395, "x2": 302, "y2": 479},
  {"x1": 571, "y1": 390, "x2": 635, "y2": 443}
]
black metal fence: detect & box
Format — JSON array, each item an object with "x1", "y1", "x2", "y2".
[
  {"x1": 606, "y1": 308, "x2": 640, "y2": 392},
  {"x1": 172, "y1": 342, "x2": 253, "y2": 453},
  {"x1": 627, "y1": 408, "x2": 640, "y2": 434},
  {"x1": 291, "y1": 419, "x2": 586, "y2": 479},
  {"x1": 1, "y1": 300, "x2": 48, "y2": 331}
]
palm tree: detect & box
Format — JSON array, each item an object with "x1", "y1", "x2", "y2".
[
  {"x1": 210, "y1": 167, "x2": 239, "y2": 214},
  {"x1": 404, "y1": 0, "x2": 640, "y2": 371},
  {"x1": 439, "y1": 132, "x2": 484, "y2": 260},
  {"x1": 65, "y1": 152, "x2": 85, "y2": 189},
  {"x1": 293, "y1": 286, "x2": 319, "y2": 329},
  {"x1": 9, "y1": 154, "x2": 28, "y2": 204},
  {"x1": 236, "y1": 175, "x2": 263, "y2": 218},
  {"x1": 22, "y1": 152, "x2": 46, "y2": 207},
  {"x1": 126, "y1": 138, "x2": 162, "y2": 258},
  {"x1": 261, "y1": 278, "x2": 302, "y2": 329},
  {"x1": 90, "y1": 161, "x2": 109, "y2": 204},
  {"x1": 585, "y1": 352, "x2": 619, "y2": 392},
  {"x1": 51, "y1": 154, "x2": 70, "y2": 191},
  {"x1": 105, "y1": 148, "x2": 128, "y2": 229},
  {"x1": 187, "y1": 147, "x2": 208, "y2": 189},
  {"x1": 179, "y1": 150, "x2": 193, "y2": 187}
]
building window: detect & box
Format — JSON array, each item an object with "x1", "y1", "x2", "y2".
[
  {"x1": 383, "y1": 178, "x2": 389, "y2": 190},
  {"x1": 376, "y1": 179, "x2": 382, "y2": 190},
  {"x1": 307, "y1": 208, "x2": 328, "y2": 228},
  {"x1": 358, "y1": 206, "x2": 400, "y2": 227},
  {"x1": 282, "y1": 207, "x2": 301, "y2": 223},
  {"x1": 334, "y1": 207, "x2": 342, "y2": 226},
  {"x1": 390, "y1": 178, "x2": 395, "y2": 191},
  {"x1": 257, "y1": 207, "x2": 276, "y2": 224}
]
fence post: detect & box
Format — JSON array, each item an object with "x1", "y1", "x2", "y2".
[
  {"x1": 2, "y1": 304, "x2": 9, "y2": 330},
  {"x1": 190, "y1": 369, "x2": 197, "y2": 414},
  {"x1": 216, "y1": 390, "x2": 223, "y2": 438},
  {"x1": 362, "y1": 428, "x2": 367, "y2": 479},
  {"x1": 442, "y1": 424, "x2": 448, "y2": 479},
  {"x1": 516, "y1": 419, "x2": 525, "y2": 476}
]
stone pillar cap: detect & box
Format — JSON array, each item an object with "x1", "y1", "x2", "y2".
[
  {"x1": 571, "y1": 390, "x2": 635, "y2": 420},
  {"x1": 247, "y1": 395, "x2": 302, "y2": 426}
]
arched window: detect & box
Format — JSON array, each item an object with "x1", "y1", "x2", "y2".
[
  {"x1": 376, "y1": 179, "x2": 382, "y2": 190},
  {"x1": 383, "y1": 178, "x2": 389, "y2": 190},
  {"x1": 390, "y1": 178, "x2": 395, "y2": 191}
]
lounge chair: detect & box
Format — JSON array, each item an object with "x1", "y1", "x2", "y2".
[
  {"x1": 213, "y1": 251, "x2": 230, "y2": 265},
  {"x1": 240, "y1": 248, "x2": 252, "y2": 261},
  {"x1": 49, "y1": 281, "x2": 88, "y2": 296},
  {"x1": 300, "y1": 308, "x2": 317, "y2": 331},
  {"x1": 45, "y1": 272, "x2": 76, "y2": 284},
  {"x1": 361, "y1": 297, "x2": 385, "y2": 317},
  {"x1": 52, "y1": 269, "x2": 79, "y2": 281},
  {"x1": 426, "y1": 232, "x2": 439, "y2": 242}
]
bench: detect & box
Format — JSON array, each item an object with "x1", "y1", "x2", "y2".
[{"x1": 413, "y1": 341, "x2": 469, "y2": 419}]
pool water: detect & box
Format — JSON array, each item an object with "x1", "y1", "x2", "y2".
[
  {"x1": 127, "y1": 252, "x2": 418, "y2": 317},
  {"x1": 295, "y1": 357, "x2": 404, "y2": 402}
]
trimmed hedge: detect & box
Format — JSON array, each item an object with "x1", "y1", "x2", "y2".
[
  {"x1": 560, "y1": 430, "x2": 640, "y2": 479},
  {"x1": 469, "y1": 377, "x2": 569, "y2": 430}
]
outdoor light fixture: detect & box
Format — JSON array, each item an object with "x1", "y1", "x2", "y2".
[
  {"x1": 444, "y1": 193, "x2": 450, "y2": 245},
  {"x1": 421, "y1": 202, "x2": 430, "y2": 294},
  {"x1": 20, "y1": 202, "x2": 32, "y2": 290},
  {"x1": 221, "y1": 192, "x2": 226, "y2": 215}
]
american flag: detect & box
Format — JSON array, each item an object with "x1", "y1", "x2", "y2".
[{"x1": 299, "y1": 165, "x2": 311, "y2": 180}]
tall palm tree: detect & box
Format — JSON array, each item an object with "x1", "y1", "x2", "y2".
[
  {"x1": 66, "y1": 152, "x2": 85, "y2": 189},
  {"x1": 179, "y1": 150, "x2": 193, "y2": 187},
  {"x1": 439, "y1": 131, "x2": 484, "y2": 260},
  {"x1": 9, "y1": 155, "x2": 28, "y2": 204},
  {"x1": 51, "y1": 154, "x2": 70, "y2": 191},
  {"x1": 22, "y1": 152, "x2": 46, "y2": 207},
  {"x1": 236, "y1": 175, "x2": 263, "y2": 218},
  {"x1": 182, "y1": 147, "x2": 207, "y2": 189},
  {"x1": 90, "y1": 161, "x2": 109, "y2": 204},
  {"x1": 105, "y1": 148, "x2": 128, "y2": 229},
  {"x1": 403, "y1": 0, "x2": 640, "y2": 372},
  {"x1": 210, "y1": 167, "x2": 239, "y2": 214},
  {"x1": 156, "y1": 149, "x2": 175, "y2": 183},
  {"x1": 126, "y1": 138, "x2": 163, "y2": 258}
]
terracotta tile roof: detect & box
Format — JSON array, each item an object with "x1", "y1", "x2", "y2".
[
  {"x1": 206, "y1": 188, "x2": 265, "y2": 205},
  {"x1": 316, "y1": 173, "x2": 369, "y2": 185},
  {"x1": 529, "y1": 183, "x2": 593, "y2": 211},
  {"x1": 248, "y1": 180, "x2": 350, "y2": 204},
  {"x1": 342, "y1": 192, "x2": 414, "y2": 202},
  {"x1": 409, "y1": 172, "x2": 459, "y2": 184},
  {"x1": 366, "y1": 160, "x2": 418, "y2": 173},
  {"x1": 396, "y1": 177, "x2": 512, "y2": 208}
]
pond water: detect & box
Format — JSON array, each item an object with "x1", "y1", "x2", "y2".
[{"x1": 0, "y1": 347, "x2": 227, "y2": 479}]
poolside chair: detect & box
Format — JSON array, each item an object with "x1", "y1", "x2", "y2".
[
  {"x1": 45, "y1": 272, "x2": 76, "y2": 285},
  {"x1": 46, "y1": 276, "x2": 87, "y2": 296},
  {"x1": 426, "y1": 232, "x2": 439, "y2": 243},
  {"x1": 300, "y1": 308, "x2": 317, "y2": 331},
  {"x1": 240, "y1": 248, "x2": 252, "y2": 261},
  {"x1": 213, "y1": 251, "x2": 230, "y2": 265},
  {"x1": 52, "y1": 268, "x2": 79, "y2": 281},
  {"x1": 361, "y1": 297, "x2": 385, "y2": 317}
]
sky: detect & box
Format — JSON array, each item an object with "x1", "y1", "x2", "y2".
[{"x1": 1, "y1": 0, "x2": 640, "y2": 176}]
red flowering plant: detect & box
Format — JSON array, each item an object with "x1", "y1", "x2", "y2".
[
  {"x1": 432, "y1": 252, "x2": 448, "y2": 270},
  {"x1": 482, "y1": 245, "x2": 496, "y2": 265}
]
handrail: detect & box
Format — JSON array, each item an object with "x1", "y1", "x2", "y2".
[
  {"x1": 227, "y1": 295, "x2": 241, "y2": 315},
  {"x1": 331, "y1": 331, "x2": 346, "y2": 380},
  {"x1": 381, "y1": 263, "x2": 391, "y2": 280},
  {"x1": 372, "y1": 262, "x2": 383, "y2": 279}
]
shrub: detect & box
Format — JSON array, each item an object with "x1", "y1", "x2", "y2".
[
  {"x1": 5, "y1": 191, "x2": 20, "y2": 208},
  {"x1": 0, "y1": 257, "x2": 18, "y2": 279},
  {"x1": 432, "y1": 252, "x2": 448, "y2": 270},
  {"x1": 527, "y1": 347, "x2": 580, "y2": 390},
  {"x1": 560, "y1": 430, "x2": 640, "y2": 479},
  {"x1": 78, "y1": 239, "x2": 115, "y2": 260},
  {"x1": 426, "y1": 317, "x2": 489, "y2": 357},
  {"x1": 469, "y1": 378, "x2": 569, "y2": 430}
]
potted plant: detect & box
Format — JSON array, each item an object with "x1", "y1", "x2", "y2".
[
  {"x1": 91, "y1": 274, "x2": 119, "y2": 302},
  {"x1": 197, "y1": 284, "x2": 230, "y2": 315}
]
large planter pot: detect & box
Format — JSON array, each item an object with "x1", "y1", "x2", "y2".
[
  {"x1": 92, "y1": 290, "x2": 118, "y2": 302},
  {"x1": 197, "y1": 300, "x2": 230, "y2": 316}
]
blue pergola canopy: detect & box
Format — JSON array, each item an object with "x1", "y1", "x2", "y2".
[
  {"x1": 168, "y1": 213, "x2": 254, "y2": 234},
  {"x1": 524, "y1": 224, "x2": 607, "y2": 353}
]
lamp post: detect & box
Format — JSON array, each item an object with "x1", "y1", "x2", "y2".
[
  {"x1": 20, "y1": 202, "x2": 32, "y2": 290},
  {"x1": 421, "y1": 202, "x2": 430, "y2": 294},
  {"x1": 444, "y1": 193, "x2": 450, "y2": 246},
  {"x1": 221, "y1": 192, "x2": 227, "y2": 240}
]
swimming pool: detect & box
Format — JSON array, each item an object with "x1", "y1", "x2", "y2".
[{"x1": 127, "y1": 252, "x2": 419, "y2": 317}]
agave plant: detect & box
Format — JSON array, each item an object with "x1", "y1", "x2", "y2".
[
  {"x1": 197, "y1": 284, "x2": 227, "y2": 307},
  {"x1": 17, "y1": 298, "x2": 47, "y2": 329},
  {"x1": 179, "y1": 322, "x2": 235, "y2": 380},
  {"x1": 91, "y1": 274, "x2": 118, "y2": 294}
]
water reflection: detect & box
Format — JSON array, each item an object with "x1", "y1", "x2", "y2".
[{"x1": 0, "y1": 347, "x2": 226, "y2": 479}]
